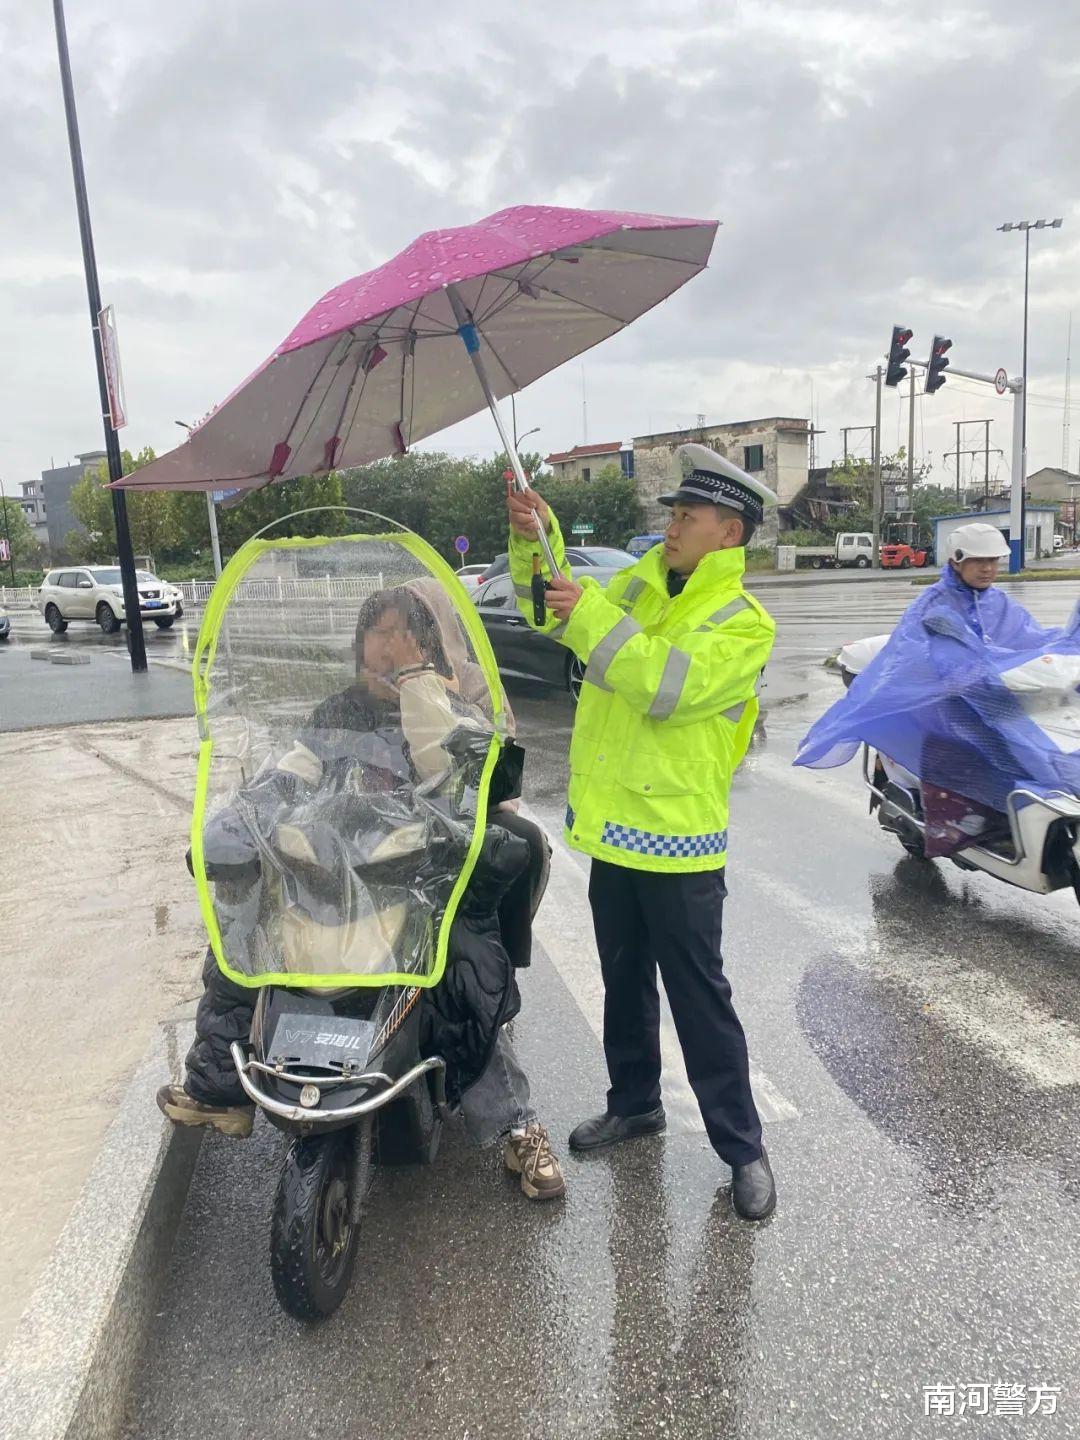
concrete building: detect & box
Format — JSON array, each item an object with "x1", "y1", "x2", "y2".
[
  {"x1": 41, "y1": 450, "x2": 106, "y2": 558},
  {"x1": 544, "y1": 441, "x2": 634, "y2": 484},
  {"x1": 932, "y1": 505, "x2": 1058, "y2": 566},
  {"x1": 18, "y1": 480, "x2": 49, "y2": 545},
  {"x1": 1027, "y1": 466, "x2": 1080, "y2": 504},
  {"x1": 632, "y1": 418, "x2": 809, "y2": 537}
]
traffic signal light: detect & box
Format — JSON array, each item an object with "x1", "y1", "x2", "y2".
[
  {"x1": 925, "y1": 335, "x2": 952, "y2": 394},
  {"x1": 885, "y1": 325, "x2": 912, "y2": 387}
]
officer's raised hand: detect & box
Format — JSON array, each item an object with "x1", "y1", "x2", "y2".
[
  {"x1": 506, "y1": 479, "x2": 550, "y2": 538},
  {"x1": 546, "y1": 573, "x2": 583, "y2": 620}
]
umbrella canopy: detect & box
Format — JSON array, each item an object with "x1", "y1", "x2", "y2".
[{"x1": 114, "y1": 204, "x2": 717, "y2": 494}]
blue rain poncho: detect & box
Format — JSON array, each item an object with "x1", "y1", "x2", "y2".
[{"x1": 795, "y1": 566, "x2": 1080, "y2": 819}]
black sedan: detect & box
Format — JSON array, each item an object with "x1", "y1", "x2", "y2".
[
  {"x1": 479, "y1": 546, "x2": 635, "y2": 583},
  {"x1": 472, "y1": 566, "x2": 626, "y2": 699}
]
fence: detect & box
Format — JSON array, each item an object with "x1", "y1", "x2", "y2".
[{"x1": 0, "y1": 575, "x2": 387, "y2": 613}]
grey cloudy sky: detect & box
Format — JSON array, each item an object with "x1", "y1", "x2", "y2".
[{"x1": 2, "y1": 0, "x2": 1078, "y2": 498}]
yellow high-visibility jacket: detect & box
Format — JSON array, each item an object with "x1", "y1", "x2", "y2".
[{"x1": 509, "y1": 516, "x2": 776, "y2": 872}]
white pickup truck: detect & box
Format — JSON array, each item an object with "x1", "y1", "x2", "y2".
[{"x1": 789, "y1": 532, "x2": 874, "y2": 570}]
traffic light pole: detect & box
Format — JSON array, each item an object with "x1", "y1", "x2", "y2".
[
  {"x1": 907, "y1": 368, "x2": 916, "y2": 508},
  {"x1": 872, "y1": 365, "x2": 883, "y2": 569},
  {"x1": 905, "y1": 358, "x2": 1025, "y2": 572},
  {"x1": 53, "y1": 0, "x2": 146, "y2": 673}
]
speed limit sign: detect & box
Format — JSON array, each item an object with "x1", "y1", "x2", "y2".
[{"x1": 994, "y1": 368, "x2": 1008, "y2": 395}]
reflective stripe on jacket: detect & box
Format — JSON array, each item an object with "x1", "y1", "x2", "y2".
[{"x1": 509, "y1": 518, "x2": 776, "y2": 872}]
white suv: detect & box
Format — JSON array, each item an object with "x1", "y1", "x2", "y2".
[{"x1": 37, "y1": 566, "x2": 184, "y2": 634}]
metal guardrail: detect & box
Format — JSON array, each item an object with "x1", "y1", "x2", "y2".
[{"x1": 1, "y1": 575, "x2": 387, "y2": 612}]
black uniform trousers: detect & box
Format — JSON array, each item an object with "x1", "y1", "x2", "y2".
[{"x1": 588, "y1": 859, "x2": 763, "y2": 1168}]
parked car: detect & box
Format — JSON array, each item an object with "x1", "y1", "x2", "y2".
[
  {"x1": 37, "y1": 566, "x2": 184, "y2": 635},
  {"x1": 472, "y1": 565, "x2": 625, "y2": 699},
  {"x1": 626, "y1": 533, "x2": 665, "y2": 558},
  {"x1": 479, "y1": 545, "x2": 635, "y2": 583},
  {"x1": 454, "y1": 563, "x2": 489, "y2": 590},
  {"x1": 0, "y1": 604, "x2": 9, "y2": 642}
]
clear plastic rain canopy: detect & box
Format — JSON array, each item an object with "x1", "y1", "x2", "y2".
[{"x1": 191, "y1": 522, "x2": 509, "y2": 989}]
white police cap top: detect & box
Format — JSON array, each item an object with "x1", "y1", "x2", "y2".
[{"x1": 658, "y1": 442, "x2": 779, "y2": 524}]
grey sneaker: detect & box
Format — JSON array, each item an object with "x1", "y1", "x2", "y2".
[
  {"x1": 156, "y1": 1083, "x2": 254, "y2": 1139},
  {"x1": 504, "y1": 1123, "x2": 566, "y2": 1201}
]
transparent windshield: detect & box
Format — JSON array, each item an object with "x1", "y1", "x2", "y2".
[{"x1": 192, "y1": 530, "x2": 510, "y2": 990}]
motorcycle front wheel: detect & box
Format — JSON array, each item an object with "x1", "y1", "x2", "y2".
[{"x1": 270, "y1": 1122, "x2": 370, "y2": 1321}]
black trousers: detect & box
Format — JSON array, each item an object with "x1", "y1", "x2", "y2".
[{"x1": 588, "y1": 860, "x2": 763, "y2": 1168}]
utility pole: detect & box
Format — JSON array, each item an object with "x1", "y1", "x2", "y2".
[
  {"x1": 1063, "y1": 313, "x2": 1072, "y2": 472},
  {"x1": 808, "y1": 422, "x2": 826, "y2": 475},
  {"x1": 0, "y1": 477, "x2": 17, "y2": 585},
  {"x1": 942, "y1": 442, "x2": 1004, "y2": 508},
  {"x1": 872, "y1": 366, "x2": 883, "y2": 568},
  {"x1": 998, "y1": 218, "x2": 1065, "y2": 570},
  {"x1": 53, "y1": 0, "x2": 146, "y2": 672},
  {"x1": 841, "y1": 426, "x2": 876, "y2": 465},
  {"x1": 983, "y1": 419, "x2": 992, "y2": 502},
  {"x1": 946, "y1": 418, "x2": 1000, "y2": 506},
  {"x1": 907, "y1": 368, "x2": 916, "y2": 508}
]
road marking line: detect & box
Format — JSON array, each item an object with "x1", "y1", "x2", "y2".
[
  {"x1": 742, "y1": 870, "x2": 1080, "y2": 1092},
  {"x1": 521, "y1": 803, "x2": 800, "y2": 1129}
]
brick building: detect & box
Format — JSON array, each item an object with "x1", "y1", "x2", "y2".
[
  {"x1": 544, "y1": 441, "x2": 635, "y2": 484},
  {"x1": 632, "y1": 418, "x2": 809, "y2": 540}
]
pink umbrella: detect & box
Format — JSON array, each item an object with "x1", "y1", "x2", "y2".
[{"x1": 114, "y1": 203, "x2": 717, "y2": 566}]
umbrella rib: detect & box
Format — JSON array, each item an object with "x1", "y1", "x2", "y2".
[
  {"x1": 290, "y1": 340, "x2": 365, "y2": 465},
  {"x1": 473, "y1": 257, "x2": 557, "y2": 324},
  {"x1": 325, "y1": 346, "x2": 368, "y2": 463},
  {"x1": 522, "y1": 282, "x2": 633, "y2": 327},
  {"x1": 480, "y1": 329, "x2": 523, "y2": 392},
  {"x1": 589, "y1": 243, "x2": 703, "y2": 266},
  {"x1": 340, "y1": 355, "x2": 376, "y2": 455},
  {"x1": 399, "y1": 299, "x2": 425, "y2": 448},
  {"x1": 265, "y1": 339, "x2": 350, "y2": 480}
]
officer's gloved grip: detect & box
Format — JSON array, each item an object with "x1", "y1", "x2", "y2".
[{"x1": 531, "y1": 556, "x2": 546, "y2": 627}]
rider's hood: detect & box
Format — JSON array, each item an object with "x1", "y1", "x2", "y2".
[{"x1": 398, "y1": 576, "x2": 514, "y2": 734}]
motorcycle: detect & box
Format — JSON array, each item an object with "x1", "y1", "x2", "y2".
[
  {"x1": 838, "y1": 635, "x2": 1080, "y2": 905},
  {"x1": 189, "y1": 513, "x2": 543, "y2": 1321}
]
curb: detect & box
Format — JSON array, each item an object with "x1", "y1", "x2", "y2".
[
  {"x1": 0, "y1": 1020, "x2": 201, "y2": 1440},
  {"x1": 745, "y1": 572, "x2": 920, "y2": 589}
]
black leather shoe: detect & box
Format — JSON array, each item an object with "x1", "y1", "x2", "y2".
[
  {"x1": 731, "y1": 1147, "x2": 776, "y2": 1221},
  {"x1": 569, "y1": 1107, "x2": 666, "y2": 1152}
]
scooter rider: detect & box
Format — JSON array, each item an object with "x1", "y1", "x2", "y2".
[
  {"x1": 158, "y1": 583, "x2": 565, "y2": 1202},
  {"x1": 945, "y1": 521, "x2": 1011, "y2": 604}
]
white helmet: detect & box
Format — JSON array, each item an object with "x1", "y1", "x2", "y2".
[{"x1": 948, "y1": 522, "x2": 1010, "y2": 562}]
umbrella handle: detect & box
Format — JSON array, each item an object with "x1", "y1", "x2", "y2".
[{"x1": 447, "y1": 283, "x2": 560, "y2": 577}]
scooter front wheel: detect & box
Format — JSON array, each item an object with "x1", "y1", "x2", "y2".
[{"x1": 270, "y1": 1125, "x2": 368, "y2": 1321}]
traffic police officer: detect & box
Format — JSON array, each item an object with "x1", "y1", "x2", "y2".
[{"x1": 507, "y1": 442, "x2": 778, "y2": 1220}]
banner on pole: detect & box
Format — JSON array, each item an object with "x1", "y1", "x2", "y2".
[
  {"x1": 0, "y1": 538, "x2": 9, "y2": 563},
  {"x1": 98, "y1": 305, "x2": 127, "y2": 430}
]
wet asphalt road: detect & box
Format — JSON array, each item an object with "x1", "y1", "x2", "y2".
[{"x1": 7, "y1": 579, "x2": 1080, "y2": 1435}]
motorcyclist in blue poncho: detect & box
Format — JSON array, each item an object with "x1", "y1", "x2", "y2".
[{"x1": 796, "y1": 523, "x2": 1080, "y2": 853}]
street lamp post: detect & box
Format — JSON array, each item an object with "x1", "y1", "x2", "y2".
[
  {"x1": 53, "y1": 0, "x2": 146, "y2": 671},
  {"x1": 997, "y1": 218, "x2": 1064, "y2": 571}
]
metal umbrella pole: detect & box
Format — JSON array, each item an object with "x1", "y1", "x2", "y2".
[{"x1": 447, "y1": 284, "x2": 559, "y2": 576}]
